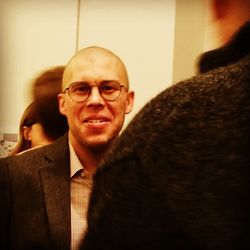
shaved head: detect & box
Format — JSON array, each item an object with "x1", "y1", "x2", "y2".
[{"x1": 62, "y1": 46, "x2": 129, "y2": 91}]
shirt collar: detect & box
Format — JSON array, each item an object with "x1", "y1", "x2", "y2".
[{"x1": 69, "y1": 141, "x2": 84, "y2": 178}]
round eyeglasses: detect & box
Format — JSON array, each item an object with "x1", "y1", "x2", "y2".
[{"x1": 64, "y1": 81, "x2": 127, "y2": 103}]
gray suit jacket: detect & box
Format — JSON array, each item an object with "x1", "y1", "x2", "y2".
[{"x1": 0, "y1": 133, "x2": 71, "y2": 250}]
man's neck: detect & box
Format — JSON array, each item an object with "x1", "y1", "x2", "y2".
[{"x1": 69, "y1": 135, "x2": 108, "y2": 177}]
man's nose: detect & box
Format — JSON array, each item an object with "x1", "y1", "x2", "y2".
[{"x1": 86, "y1": 86, "x2": 105, "y2": 106}]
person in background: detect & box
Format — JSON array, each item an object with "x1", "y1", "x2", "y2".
[
  {"x1": 0, "y1": 46, "x2": 134, "y2": 250},
  {"x1": 10, "y1": 98, "x2": 68, "y2": 155},
  {"x1": 81, "y1": 1, "x2": 250, "y2": 249},
  {"x1": 10, "y1": 66, "x2": 68, "y2": 155},
  {"x1": 10, "y1": 101, "x2": 52, "y2": 154}
]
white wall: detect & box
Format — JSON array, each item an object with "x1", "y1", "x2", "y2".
[
  {"x1": 172, "y1": 0, "x2": 206, "y2": 83},
  {"x1": 0, "y1": 0, "x2": 176, "y2": 134},
  {"x1": 0, "y1": 0, "x2": 78, "y2": 134}
]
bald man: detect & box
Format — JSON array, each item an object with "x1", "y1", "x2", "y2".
[
  {"x1": 0, "y1": 46, "x2": 134, "y2": 250},
  {"x1": 81, "y1": 1, "x2": 250, "y2": 250}
]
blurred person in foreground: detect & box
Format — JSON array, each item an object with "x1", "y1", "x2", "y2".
[
  {"x1": 0, "y1": 46, "x2": 134, "y2": 250},
  {"x1": 81, "y1": 1, "x2": 250, "y2": 250}
]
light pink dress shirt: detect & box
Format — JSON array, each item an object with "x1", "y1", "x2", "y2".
[{"x1": 69, "y1": 143, "x2": 93, "y2": 250}]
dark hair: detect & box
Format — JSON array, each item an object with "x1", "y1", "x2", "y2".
[
  {"x1": 31, "y1": 65, "x2": 69, "y2": 140},
  {"x1": 35, "y1": 96, "x2": 68, "y2": 140},
  {"x1": 10, "y1": 102, "x2": 40, "y2": 154}
]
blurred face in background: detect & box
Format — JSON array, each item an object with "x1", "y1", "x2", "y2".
[{"x1": 23, "y1": 123, "x2": 53, "y2": 149}]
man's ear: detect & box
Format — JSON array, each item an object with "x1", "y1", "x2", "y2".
[
  {"x1": 125, "y1": 91, "x2": 135, "y2": 114},
  {"x1": 212, "y1": 0, "x2": 228, "y2": 20},
  {"x1": 57, "y1": 93, "x2": 67, "y2": 116}
]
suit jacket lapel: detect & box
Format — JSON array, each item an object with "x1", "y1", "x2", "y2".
[{"x1": 39, "y1": 134, "x2": 71, "y2": 249}]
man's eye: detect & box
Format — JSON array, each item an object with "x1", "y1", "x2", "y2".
[
  {"x1": 73, "y1": 85, "x2": 89, "y2": 93},
  {"x1": 102, "y1": 85, "x2": 114, "y2": 91},
  {"x1": 101, "y1": 84, "x2": 119, "y2": 92}
]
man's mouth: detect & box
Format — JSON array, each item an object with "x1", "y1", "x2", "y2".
[
  {"x1": 84, "y1": 116, "x2": 110, "y2": 124},
  {"x1": 87, "y1": 119, "x2": 106, "y2": 123}
]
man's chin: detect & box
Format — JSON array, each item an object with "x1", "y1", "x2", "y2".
[
  {"x1": 89, "y1": 144, "x2": 109, "y2": 153},
  {"x1": 87, "y1": 139, "x2": 113, "y2": 152}
]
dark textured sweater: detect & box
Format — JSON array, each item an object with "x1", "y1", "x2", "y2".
[{"x1": 81, "y1": 22, "x2": 250, "y2": 250}]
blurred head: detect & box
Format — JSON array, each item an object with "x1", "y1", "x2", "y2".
[
  {"x1": 210, "y1": 0, "x2": 250, "y2": 44},
  {"x1": 32, "y1": 65, "x2": 65, "y2": 100},
  {"x1": 31, "y1": 65, "x2": 69, "y2": 138},
  {"x1": 58, "y1": 46, "x2": 134, "y2": 152}
]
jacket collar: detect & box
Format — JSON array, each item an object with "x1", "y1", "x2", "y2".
[{"x1": 39, "y1": 133, "x2": 71, "y2": 249}]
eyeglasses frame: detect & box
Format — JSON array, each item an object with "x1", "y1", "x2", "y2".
[{"x1": 63, "y1": 81, "x2": 128, "y2": 103}]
